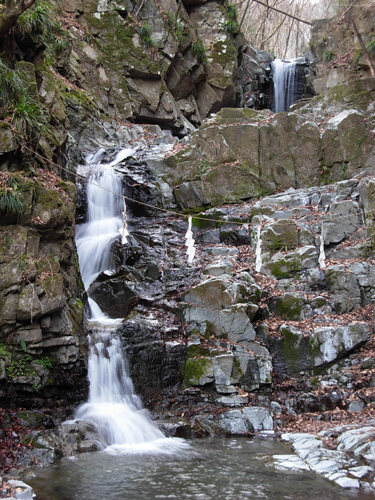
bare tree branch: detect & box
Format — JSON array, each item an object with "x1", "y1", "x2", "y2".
[
  {"x1": 261, "y1": 14, "x2": 286, "y2": 46},
  {"x1": 250, "y1": 0, "x2": 312, "y2": 25},
  {"x1": 348, "y1": 9, "x2": 375, "y2": 78}
]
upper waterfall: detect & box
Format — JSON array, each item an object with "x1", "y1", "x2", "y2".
[{"x1": 271, "y1": 59, "x2": 298, "y2": 113}]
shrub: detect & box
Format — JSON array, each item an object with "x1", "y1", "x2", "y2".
[
  {"x1": 192, "y1": 39, "x2": 208, "y2": 68},
  {"x1": 225, "y1": 19, "x2": 239, "y2": 34},
  {"x1": 0, "y1": 58, "x2": 47, "y2": 143},
  {"x1": 13, "y1": 1, "x2": 69, "y2": 61},
  {"x1": 323, "y1": 50, "x2": 335, "y2": 62},
  {"x1": 139, "y1": 22, "x2": 154, "y2": 48},
  {"x1": 225, "y1": 4, "x2": 239, "y2": 34}
]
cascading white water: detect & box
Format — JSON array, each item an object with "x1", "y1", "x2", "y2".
[
  {"x1": 272, "y1": 59, "x2": 297, "y2": 113},
  {"x1": 74, "y1": 149, "x2": 189, "y2": 455}
]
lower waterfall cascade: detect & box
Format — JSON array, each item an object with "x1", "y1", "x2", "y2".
[
  {"x1": 271, "y1": 58, "x2": 298, "y2": 113},
  {"x1": 71, "y1": 147, "x2": 189, "y2": 455}
]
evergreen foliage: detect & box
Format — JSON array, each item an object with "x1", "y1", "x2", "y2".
[
  {"x1": 13, "y1": 1, "x2": 69, "y2": 61},
  {"x1": 139, "y1": 22, "x2": 154, "y2": 48},
  {"x1": 225, "y1": 4, "x2": 239, "y2": 34},
  {"x1": 192, "y1": 39, "x2": 208, "y2": 68},
  {"x1": 0, "y1": 58, "x2": 47, "y2": 143}
]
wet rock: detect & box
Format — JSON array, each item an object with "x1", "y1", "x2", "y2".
[
  {"x1": 336, "y1": 426, "x2": 375, "y2": 462},
  {"x1": 218, "y1": 410, "x2": 253, "y2": 435},
  {"x1": 0, "y1": 122, "x2": 15, "y2": 153},
  {"x1": 7, "y1": 480, "x2": 34, "y2": 500},
  {"x1": 157, "y1": 417, "x2": 200, "y2": 439}
]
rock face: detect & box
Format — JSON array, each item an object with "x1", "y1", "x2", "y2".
[
  {"x1": 309, "y1": 0, "x2": 375, "y2": 95},
  {"x1": 0, "y1": 170, "x2": 87, "y2": 411},
  {"x1": 51, "y1": 0, "x2": 254, "y2": 134},
  {"x1": 155, "y1": 103, "x2": 375, "y2": 209}
]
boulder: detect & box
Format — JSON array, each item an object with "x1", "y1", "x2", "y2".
[
  {"x1": 325, "y1": 265, "x2": 361, "y2": 312},
  {"x1": 311, "y1": 323, "x2": 369, "y2": 367},
  {"x1": 185, "y1": 357, "x2": 214, "y2": 386},
  {"x1": 242, "y1": 406, "x2": 273, "y2": 431},
  {"x1": 263, "y1": 246, "x2": 318, "y2": 279}
]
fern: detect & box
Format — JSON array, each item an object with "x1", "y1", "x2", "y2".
[
  {"x1": 12, "y1": 93, "x2": 47, "y2": 136},
  {"x1": 14, "y1": 1, "x2": 58, "y2": 36},
  {"x1": 19, "y1": 338, "x2": 27, "y2": 353},
  {"x1": 0, "y1": 190, "x2": 25, "y2": 216},
  {"x1": 225, "y1": 19, "x2": 239, "y2": 34},
  {"x1": 14, "y1": 1, "x2": 69, "y2": 61},
  {"x1": 226, "y1": 4, "x2": 238, "y2": 20},
  {"x1": 139, "y1": 23, "x2": 154, "y2": 48},
  {"x1": 192, "y1": 40, "x2": 208, "y2": 68},
  {"x1": 0, "y1": 59, "x2": 24, "y2": 110}
]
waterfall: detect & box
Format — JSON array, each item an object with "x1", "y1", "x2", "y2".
[
  {"x1": 271, "y1": 59, "x2": 298, "y2": 113},
  {"x1": 74, "y1": 149, "x2": 189, "y2": 455}
]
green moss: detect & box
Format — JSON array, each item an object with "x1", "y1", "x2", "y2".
[
  {"x1": 233, "y1": 356, "x2": 243, "y2": 376},
  {"x1": 356, "y1": 134, "x2": 368, "y2": 148},
  {"x1": 210, "y1": 40, "x2": 237, "y2": 66},
  {"x1": 279, "y1": 328, "x2": 301, "y2": 372},
  {"x1": 275, "y1": 295, "x2": 304, "y2": 320},
  {"x1": 187, "y1": 345, "x2": 210, "y2": 358},
  {"x1": 308, "y1": 338, "x2": 323, "y2": 358},
  {"x1": 184, "y1": 357, "x2": 211, "y2": 386},
  {"x1": 16, "y1": 410, "x2": 45, "y2": 428},
  {"x1": 204, "y1": 321, "x2": 215, "y2": 339},
  {"x1": 192, "y1": 210, "x2": 224, "y2": 230},
  {"x1": 270, "y1": 255, "x2": 301, "y2": 279},
  {"x1": 325, "y1": 80, "x2": 373, "y2": 110},
  {"x1": 61, "y1": 88, "x2": 95, "y2": 110},
  {"x1": 35, "y1": 183, "x2": 66, "y2": 212}
]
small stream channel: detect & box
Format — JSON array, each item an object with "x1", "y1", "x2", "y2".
[{"x1": 26, "y1": 437, "x2": 374, "y2": 500}]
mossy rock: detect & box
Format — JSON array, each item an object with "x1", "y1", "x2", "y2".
[
  {"x1": 261, "y1": 220, "x2": 298, "y2": 252},
  {"x1": 16, "y1": 410, "x2": 48, "y2": 428},
  {"x1": 273, "y1": 293, "x2": 305, "y2": 321},
  {"x1": 270, "y1": 325, "x2": 313, "y2": 375},
  {"x1": 187, "y1": 344, "x2": 210, "y2": 358},
  {"x1": 184, "y1": 357, "x2": 214, "y2": 386}
]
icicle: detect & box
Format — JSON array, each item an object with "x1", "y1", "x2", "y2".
[
  {"x1": 118, "y1": 199, "x2": 129, "y2": 245},
  {"x1": 185, "y1": 215, "x2": 196, "y2": 264},
  {"x1": 255, "y1": 224, "x2": 262, "y2": 273},
  {"x1": 319, "y1": 223, "x2": 326, "y2": 270}
]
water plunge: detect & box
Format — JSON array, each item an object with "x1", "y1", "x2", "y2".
[
  {"x1": 73, "y1": 149, "x2": 188, "y2": 455},
  {"x1": 271, "y1": 59, "x2": 298, "y2": 113}
]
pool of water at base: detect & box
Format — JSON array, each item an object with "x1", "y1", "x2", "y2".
[{"x1": 27, "y1": 437, "x2": 375, "y2": 500}]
